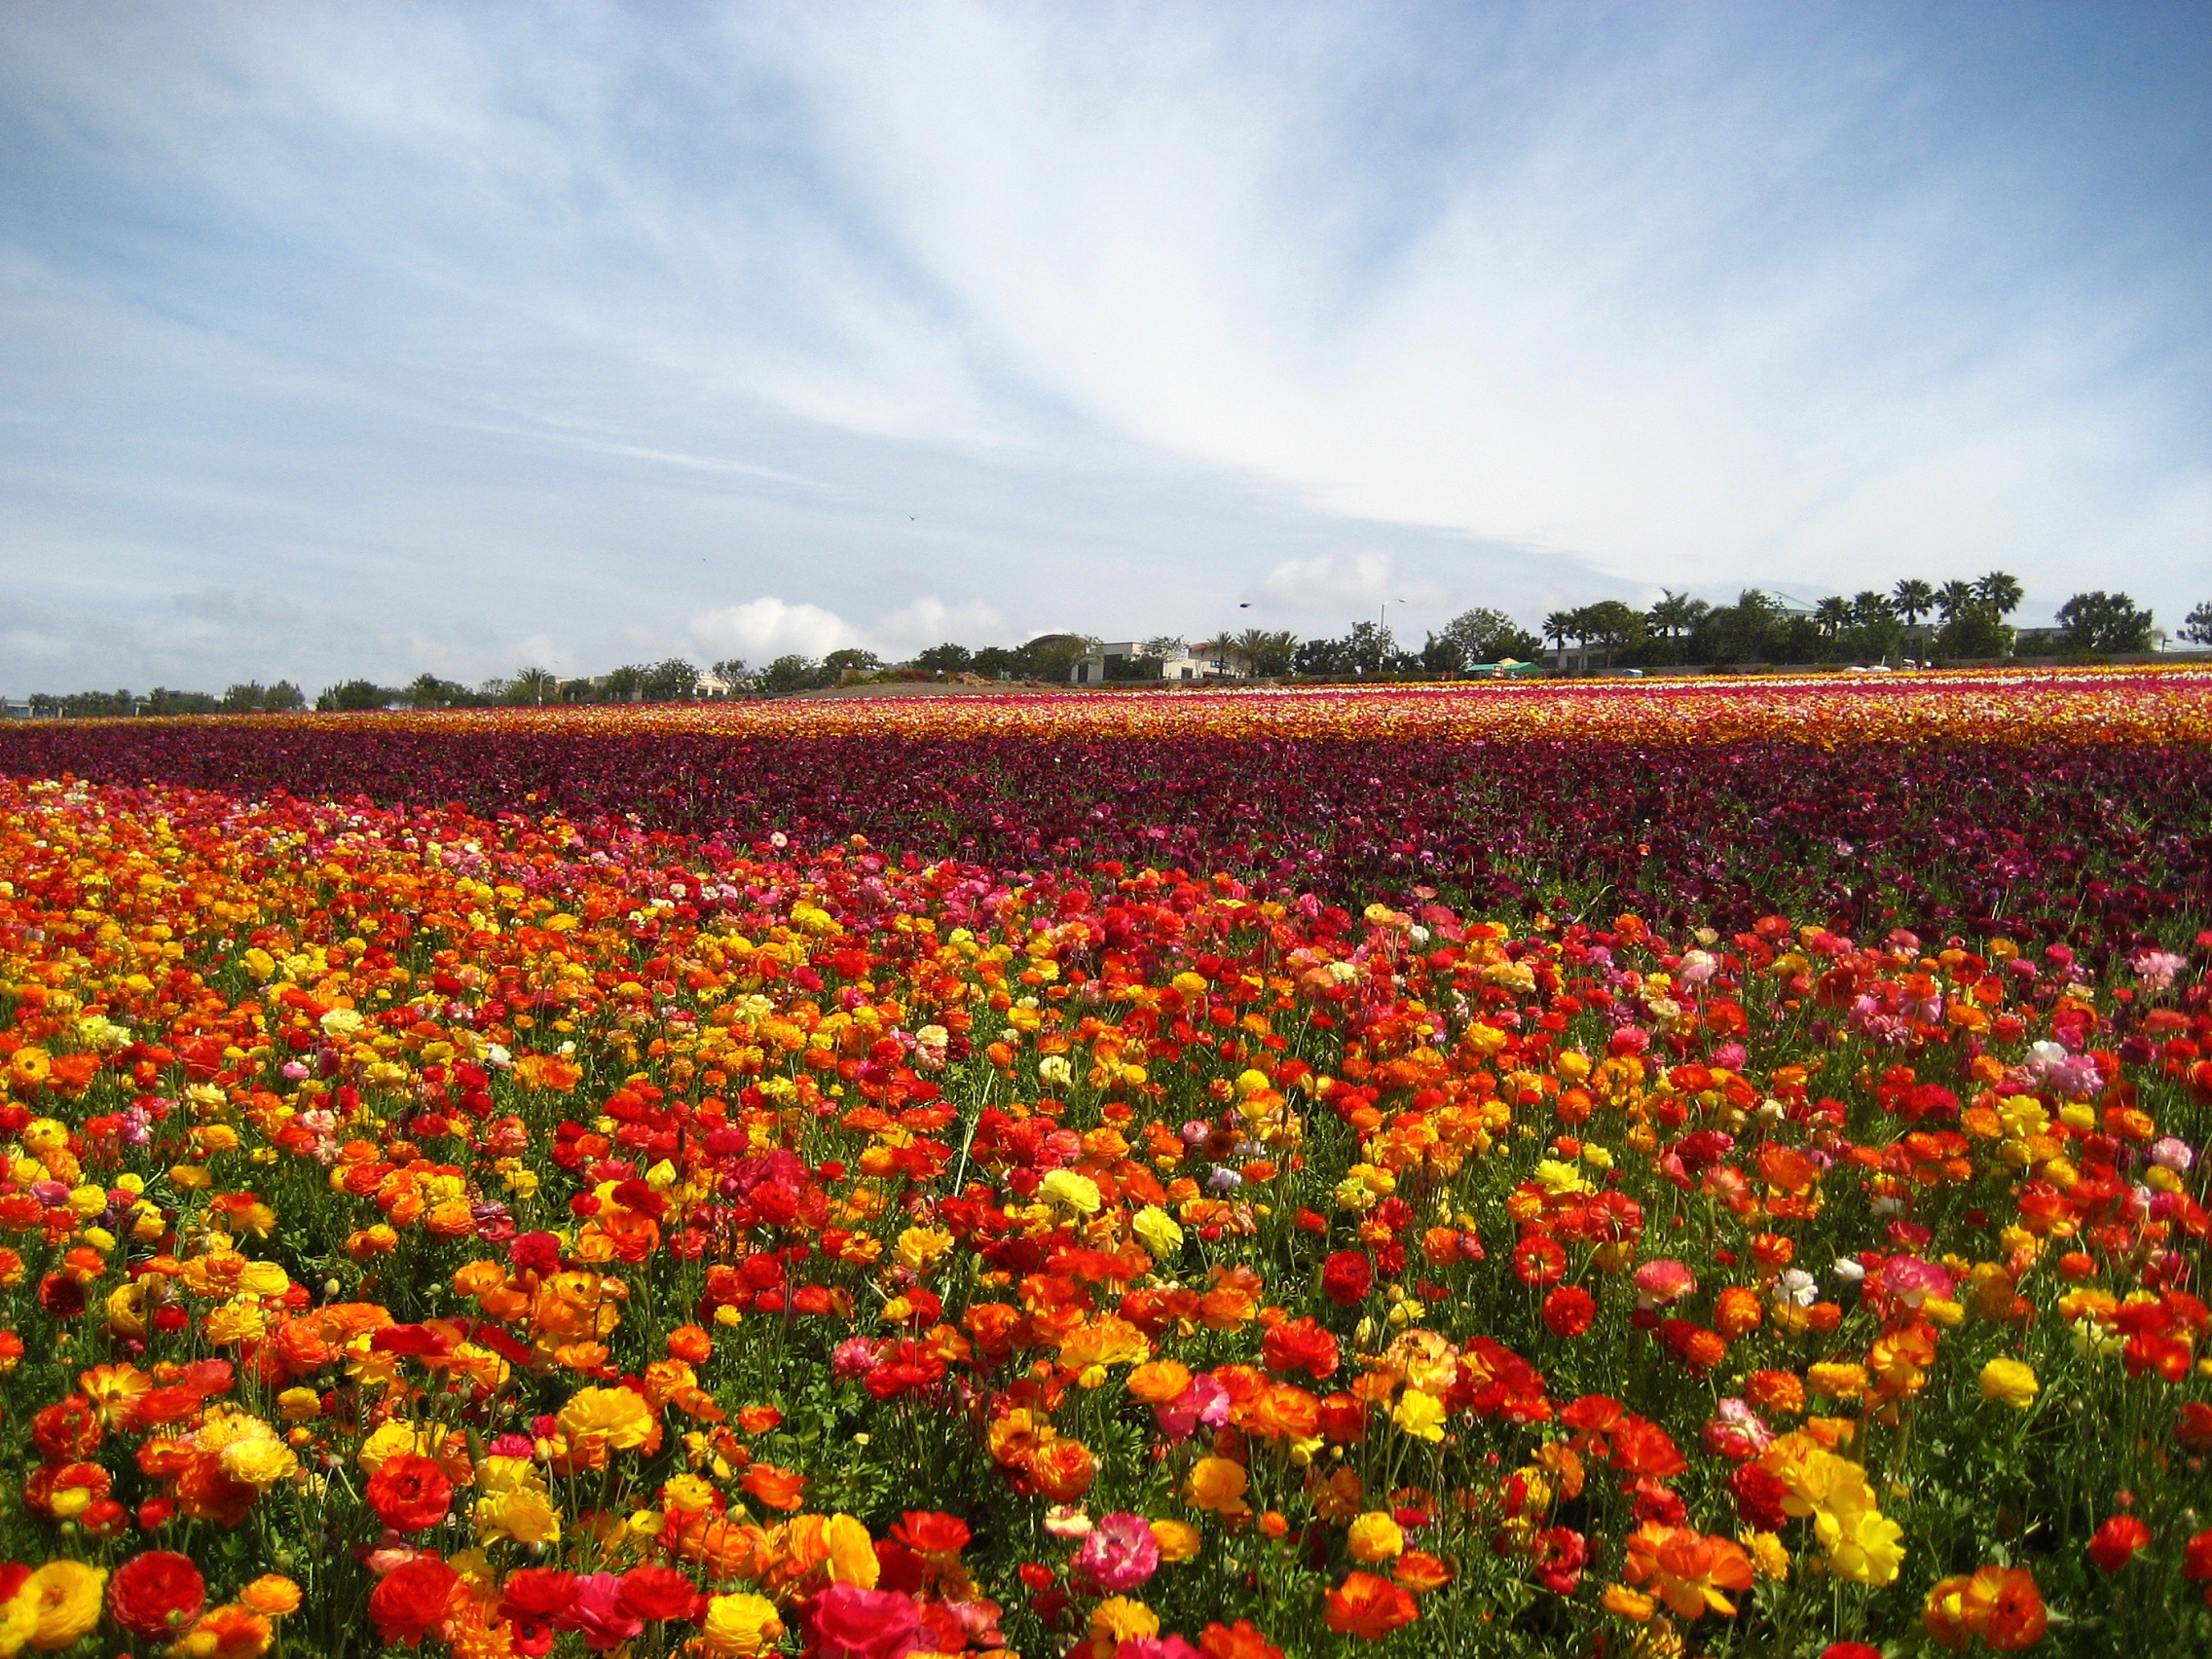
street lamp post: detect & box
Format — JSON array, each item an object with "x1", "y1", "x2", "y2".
[{"x1": 1377, "y1": 598, "x2": 1406, "y2": 674}]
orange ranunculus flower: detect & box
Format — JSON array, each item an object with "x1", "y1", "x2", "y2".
[
  {"x1": 1600, "y1": 1584, "x2": 1655, "y2": 1620},
  {"x1": 1261, "y1": 1316, "x2": 1340, "y2": 1381},
  {"x1": 1186, "y1": 1457, "x2": 1251, "y2": 1518},
  {"x1": 1238, "y1": 1384, "x2": 1319, "y2": 1445},
  {"x1": 1962, "y1": 1565, "x2": 2047, "y2": 1650},
  {"x1": 238, "y1": 1577, "x2": 302, "y2": 1619},
  {"x1": 1127, "y1": 1359, "x2": 1193, "y2": 1405},
  {"x1": 670, "y1": 1512, "x2": 773, "y2": 1579},
  {"x1": 1714, "y1": 1286, "x2": 1763, "y2": 1339},
  {"x1": 1323, "y1": 1571, "x2": 1418, "y2": 1639},
  {"x1": 1027, "y1": 1437, "x2": 1098, "y2": 1501},
  {"x1": 1622, "y1": 1524, "x2": 1754, "y2": 1619},
  {"x1": 176, "y1": 1604, "x2": 274, "y2": 1659},
  {"x1": 1745, "y1": 1369, "x2": 1806, "y2": 1416},
  {"x1": 741, "y1": 1462, "x2": 807, "y2": 1512},
  {"x1": 1924, "y1": 1573, "x2": 1975, "y2": 1651},
  {"x1": 1392, "y1": 1551, "x2": 1454, "y2": 1593}
]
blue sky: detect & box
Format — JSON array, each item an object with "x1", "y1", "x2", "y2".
[{"x1": 2, "y1": 1, "x2": 2208, "y2": 690}]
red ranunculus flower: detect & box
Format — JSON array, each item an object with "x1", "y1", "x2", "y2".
[
  {"x1": 107, "y1": 1550, "x2": 205, "y2": 1640},
  {"x1": 369, "y1": 1557, "x2": 460, "y2": 1648},
  {"x1": 2185, "y1": 1529, "x2": 2212, "y2": 1582},
  {"x1": 498, "y1": 1568, "x2": 580, "y2": 1625},
  {"x1": 366, "y1": 1454, "x2": 454, "y2": 1533},
  {"x1": 891, "y1": 1512, "x2": 971, "y2": 1554},
  {"x1": 1542, "y1": 1285, "x2": 1597, "y2": 1338},
  {"x1": 1321, "y1": 1251, "x2": 1374, "y2": 1307},
  {"x1": 1261, "y1": 1316, "x2": 1340, "y2": 1380},
  {"x1": 2088, "y1": 1514, "x2": 2152, "y2": 1573},
  {"x1": 616, "y1": 1565, "x2": 700, "y2": 1624}
]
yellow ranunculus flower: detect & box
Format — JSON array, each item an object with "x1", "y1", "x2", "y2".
[
  {"x1": 1131, "y1": 1205, "x2": 1183, "y2": 1261},
  {"x1": 557, "y1": 1385, "x2": 656, "y2": 1450},
  {"x1": 1392, "y1": 1388, "x2": 1447, "y2": 1443},
  {"x1": 660, "y1": 1473, "x2": 716, "y2": 1515},
  {"x1": 1742, "y1": 1530, "x2": 1789, "y2": 1580},
  {"x1": 699, "y1": 1594, "x2": 783, "y2": 1658},
  {"x1": 357, "y1": 1419, "x2": 436, "y2": 1472},
  {"x1": 1346, "y1": 1511, "x2": 1406, "y2": 1563},
  {"x1": 0, "y1": 1579, "x2": 33, "y2": 1659},
  {"x1": 1090, "y1": 1599, "x2": 1159, "y2": 1644},
  {"x1": 221, "y1": 1434, "x2": 301, "y2": 1491},
  {"x1": 476, "y1": 1485, "x2": 562, "y2": 1546},
  {"x1": 204, "y1": 1296, "x2": 267, "y2": 1346},
  {"x1": 1978, "y1": 1357, "x2": 2040, "y2": 1409},
  {"x1": 1150, "y1": 1518, "x2": 1201, "y2": 1562},
  {"x1": 1037, "y1": 1169, "x2": 1102, "y2": 1215},
  {"x1": 895, "y1": 1225, "x2": 953, "y2": 1274},
  {"x1": 822, "y1": 1514, "x2": 879, "y2": 1586},
  {"x1": 1815, "y1": 1504, "x2": 1904, "y2": 1586},
  {"x1": 276, "y1": 1387, "x2": 321, "y2": 1422},
  {"x1": 25, "y1": 1560, "x2": 105, "y2": 1652}
]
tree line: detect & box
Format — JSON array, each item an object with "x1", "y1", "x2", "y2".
[
  {"x1": 1546, "y1": 575, "x2": 2175, "y2": 668},
  {"x1": 24, "y1": 682, "x2": 308, "y2": 719},
  {"x1": 12, "y1": 583, "x2": 2202, "y2": 717}
]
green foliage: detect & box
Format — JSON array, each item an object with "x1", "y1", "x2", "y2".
[
  {"x1": 318, "y1": 679, "x2": 398, "y2": 711},
  {"x1": 2057, "y1": 591, "x2": 2155, "y2": 653}
]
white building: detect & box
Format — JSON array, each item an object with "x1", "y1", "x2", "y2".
[{"x1": 1070, "y1": 645, "x2": 1246, "y2": 683}]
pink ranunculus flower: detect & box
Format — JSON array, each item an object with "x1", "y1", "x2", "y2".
[
  {"x1": 1881, "y1": 1255, "x2": 1953, "y2": 1309},
  {"x1": 1073, "y1": 1512, "x2": 1161, "y2": 1594},
  {"x1": 1154, "y1": 1371, "x2": 1231, "y2": 1441},
  {"x1": 806, "y1": 1583, "x2": 930, "y2": 1659},
  {"x1": 561, "y1": 1572, "x2": 645, "y2": 1652},
  {"x1": 1632, "y1": 1259, "x2": 1696, "y2": 1309}
]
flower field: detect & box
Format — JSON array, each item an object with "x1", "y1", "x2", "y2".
[{"x1": 0, "y1": 669, "x2": 2210, "y2": 1658}]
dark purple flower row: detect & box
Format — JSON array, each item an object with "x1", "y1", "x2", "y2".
[{"x1": 7, "y1": 722, "x2": 2210, "y2": 964}]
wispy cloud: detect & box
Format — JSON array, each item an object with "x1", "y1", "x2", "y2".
[{"x1": 0, "y1": 1, "x2": 2204, "y2": 691}]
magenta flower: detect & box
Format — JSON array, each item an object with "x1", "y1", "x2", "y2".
[
  {"x1": 560, "y1": 1572, "x2": 644, "y2": 1652},
  {"x1": 1154, "y1": 1372, "x2": 1231, "y2": 1441},
  {"x1": 1074, "y1": 1512, "x2": 1161, "y2": 1594}
]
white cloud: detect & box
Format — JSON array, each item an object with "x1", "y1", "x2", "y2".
[
  {"x1": 689, "y1": 597, "x2": 862, "y2": 665},
  {"x1": 870, "y1": 595, "x2": 1006, "y2": 653},
  {"x1": 512, "y1": 632, "x2": 573, "y2": 673},
  {"x1": 1258, "y1": 552, "x2": 1399, "y2": 612}
]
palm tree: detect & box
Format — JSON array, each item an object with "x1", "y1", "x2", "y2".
[
  {"x1": 1543, "y1": 611, "x2": 1575, "y2": 654},
  {"x1": 1647, "y1": 589, "x2": 1708, "y2": 641},
  {"x1": 511, "y1": 667, "x2": 560, "y2": 705},
  {"x1": 1936, "y1": 580, "x2": 1977, "y2": 624},
  {"x1": 1813, "y1": 597, "x2": 1852, "y2": 636},
  {"x1": 1891, "y1": 579, "x2": 1936, "y2": 630},
  {"x1": 1850, "y1": 591, "x2": 1896, "y2": 628},
  {"x1": 1974, "y1": 571, "x2": 2024, "y2": 616}
]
